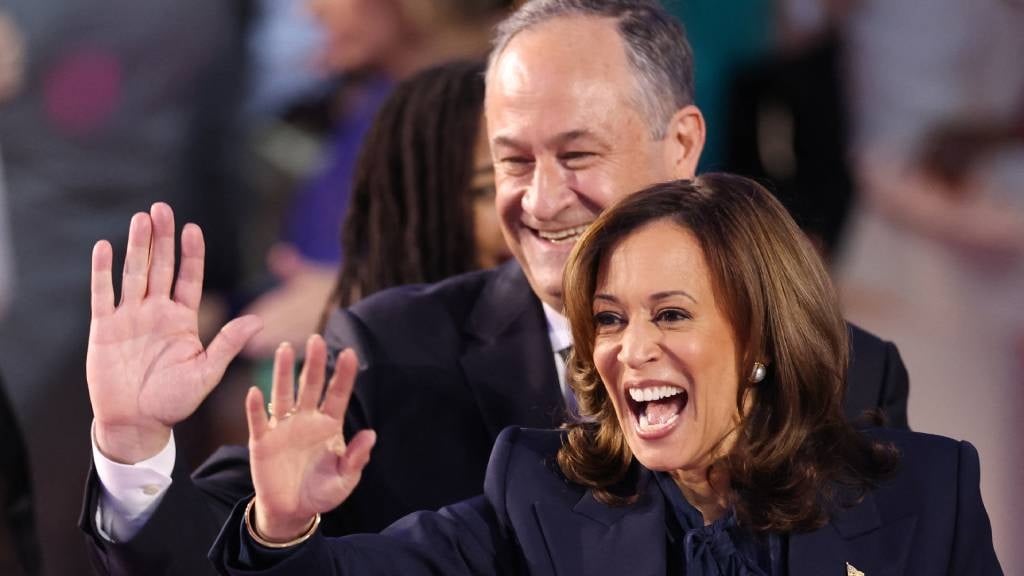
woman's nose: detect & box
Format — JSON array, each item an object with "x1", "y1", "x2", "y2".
[{"x1": 617, "y1": 319, "x2": 660, "y2": 368}]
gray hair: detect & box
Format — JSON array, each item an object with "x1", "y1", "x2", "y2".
[{"x1": 487, "y1": 0, "x2": 694, "y2": 139}]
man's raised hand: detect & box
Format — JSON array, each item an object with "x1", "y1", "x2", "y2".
[{"x1": 87, "y1": 203, "x2": 262, "y2": 463}]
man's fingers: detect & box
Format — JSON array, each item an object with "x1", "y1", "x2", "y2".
[
  {"x1": 146, "y1": 203, "x2": 176, "y2": 299},
  {"x1": 270, "y1": 343, "x2": 296, "y2": 418},
  {"x1": 202, "y1": 315, "x2": 264, "y2": 388},
  {"x1": 91, "y1": 240, "x2": 115, "y2": 318},
  {"x1": 173, "y1": 223, "x2": 205, "y2": 310},
  {"x1": 246, "y1": 386, "x2": 269, "y2": 442},
  {"x1": 120, "y1": 212, "x2": 152, "y2": 305},
  {"x1": 320, "y1": 348, "x2": 358, "y2": 420},
  {"x1": 337, "y1": 429, "x2": 376, "y2": 477},
  {"x1": 296, "y1": 335, "x2": 327, "y2": 411}
]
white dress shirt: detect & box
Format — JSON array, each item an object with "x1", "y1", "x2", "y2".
[
  {"x1": 91, "y1": 422, "x2": 175, "y2": 541},
  {"x1": 541, "y1": 302, "x2": 575, "y2": 410}
]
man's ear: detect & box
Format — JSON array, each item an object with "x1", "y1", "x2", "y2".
[{"x1": 663, "y1": 104, "x2": 706, "y2": 179}]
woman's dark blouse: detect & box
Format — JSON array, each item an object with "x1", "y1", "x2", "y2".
[{"x1": 654, "y1": 472, "x2": 786, "y2": 576}]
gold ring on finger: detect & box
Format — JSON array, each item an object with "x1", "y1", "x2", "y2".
[{"x1": 267, "y1": 402, "x2": 297, "y2": 420}]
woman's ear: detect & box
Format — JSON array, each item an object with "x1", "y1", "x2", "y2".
[{"x1": 663, "y1": 104, "x2": 706, "y2": 180}]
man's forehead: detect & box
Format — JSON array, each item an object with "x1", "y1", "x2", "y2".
[
  {"x1": 485, "y1": 19, "x2": 639, "y2": 124},
  {"x1": 487, "y1": 14, "x2": 631, "y2": 91}
]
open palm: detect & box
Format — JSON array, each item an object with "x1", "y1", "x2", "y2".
[
  {"x1": 247, "y1": 337, "x2": 376, "y2": 542},
  {"x1": 87, "y1": 203, "x2": 261, "y2": 463}
]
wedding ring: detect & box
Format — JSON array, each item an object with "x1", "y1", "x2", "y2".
[{"x1": 266, "y1": 402, "x2": 297, "y2": 420}]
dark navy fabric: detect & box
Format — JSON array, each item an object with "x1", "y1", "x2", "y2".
[
  {"x1": 212, "y1": 426, "x2": 1002, "y2": 576},
  {"x1": 653, "y1": 472, "x2": 782, "y2": 576}
]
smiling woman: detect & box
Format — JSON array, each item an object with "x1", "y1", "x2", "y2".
[{"x1": 559, "y1": 174, "x2": 898, "y2": 531}]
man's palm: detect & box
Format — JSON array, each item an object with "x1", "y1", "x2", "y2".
[
  {"x1": 87, "y1": 204, "x2": 260, "y2": 463},
  {"x1": 89, "y1": 297, "x2": 209, "y2": 427}
]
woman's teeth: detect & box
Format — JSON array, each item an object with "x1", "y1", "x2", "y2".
[
  {"x1": 629, "y1": 386, "x2": 688, "y2": 434},
  {"x1": 628, "y1": 386, "x2": 684, "y2": 402}
]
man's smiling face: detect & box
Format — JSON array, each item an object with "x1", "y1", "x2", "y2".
[{"x1": 485, "y1": 16, "x2": 683, "y2": 310}]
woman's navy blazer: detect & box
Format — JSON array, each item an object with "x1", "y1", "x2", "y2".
[{"x1": 212, "y1": 426, "x2": 1002, "y2": 575}]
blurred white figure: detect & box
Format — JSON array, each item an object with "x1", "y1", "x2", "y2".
[
  {"x1": 245, "y1": 0, "x2": 330, "y2": 116},
  {"x1": 838, "y1": 0, "x2": 1024, "y2": 567}
]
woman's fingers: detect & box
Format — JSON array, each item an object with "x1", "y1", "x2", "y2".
[
  {"x1": 320, "y1": 348, "x2": 358, "y2": 420},
  {"x1": 270, "y1": 343, "x2": 296, "y2": 419},
  {"x1": 146, "y1": 203, "x2": 176, "y2": 298},
  {"x1": 120, "y1": 212, "x2": 152, "y2": 305},
  {"x1": 172, "y1": 223, "x2": 205, "y2": 310},
  {"x1": 246, "y1": 386, "x2": 269, "y2": 442},
  {"x1": 296, "y1": 335, "x2": 327, "y2": 411},
  {"x1": 91, "y1": 240, "x2": 115, "y2": 319}
]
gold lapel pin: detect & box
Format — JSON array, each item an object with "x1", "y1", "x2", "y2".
[{"x1": 846, "y1": 562, "x2": 865, "y2": 576}]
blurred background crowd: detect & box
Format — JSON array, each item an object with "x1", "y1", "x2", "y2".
[{"x1": 0, "y1": 0, "x2": 1020, "y2": 574}]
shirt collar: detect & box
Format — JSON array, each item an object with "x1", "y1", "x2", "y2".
[{"x1": 542, "y1": 301, "x2": 572, "y2": 354}]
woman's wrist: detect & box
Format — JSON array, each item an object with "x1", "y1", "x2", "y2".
[{"x1": 245, "y1": 498, "x2": 321, "y2": 549}]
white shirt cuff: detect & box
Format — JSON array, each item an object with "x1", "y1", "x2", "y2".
[{"x1": 91, "y1": 421, "x2": 176, "y2": 542}]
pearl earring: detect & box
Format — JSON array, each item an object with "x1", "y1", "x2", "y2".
[{"x1": 750, "y1": 362, "x2": 767, "y2": 383}]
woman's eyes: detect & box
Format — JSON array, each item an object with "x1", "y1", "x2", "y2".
[
  {"x1": 654, "y1": 308, "x2": 691, "y2": 323},
  {"x1": 470, "y1": 183, "x2": 496, "y2": 199},
  {"x1": 593, "y1": 311, "x2": 622, "y2": 328},
  {"x1": 593, "y1": 308, "x2": 691, "y2": 331}
]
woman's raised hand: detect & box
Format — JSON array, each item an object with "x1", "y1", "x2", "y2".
[
  {"x1": 247, "y1": 336, "x2": 376, "y2": 542},
  {"x1": 87, "y1": 203, "x2": 262, "y2": 464}
]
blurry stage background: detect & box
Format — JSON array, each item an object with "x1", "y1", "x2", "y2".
[{"x1": 0, "y1": 0, "x2": 1020, "y2": 574}]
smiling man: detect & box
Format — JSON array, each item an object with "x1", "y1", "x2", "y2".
[
  {"x1": 485, "y1": 10, "x2": 701, "y2": 311},
  {"x1": 81, "y1": 1, "x2": 909, "y2": 574}
]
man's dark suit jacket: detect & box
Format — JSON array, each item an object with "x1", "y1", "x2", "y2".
[
  {"x1": 80, "y1": 260, "x2": 910, "y2": 575},
  {"x1": 211, "y1": 426, "x2": 1001, "y2": 575}
]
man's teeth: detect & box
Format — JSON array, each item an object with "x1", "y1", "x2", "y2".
[
  {"x1": 536, "y1": 223, "x2": 591, "y2": 242},
  {"x1": 628, "y1": 386, "x2": 684, "y2": 402}
]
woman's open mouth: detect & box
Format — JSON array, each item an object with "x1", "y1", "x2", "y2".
[{"x1": 626, "y1": 385, "x2": 688, "y2": 439}]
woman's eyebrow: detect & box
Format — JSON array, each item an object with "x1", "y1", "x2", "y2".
[
  {"x1": 650, "y1": 290, "x2": 696, "y2": 304},
  {"x1": 594, "y1": 290, "x2": 697, "y2": 305}
]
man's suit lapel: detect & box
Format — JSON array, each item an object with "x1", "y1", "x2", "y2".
[
  {"x1": 789, "y1": 491, "x2": 915, "y2": 576},
  {"x1": 459, "y1": 261, "x2": 565, "y2": 437},
  {"x1": 533, "y1": 471, "x2": 666, "y2": 576}
]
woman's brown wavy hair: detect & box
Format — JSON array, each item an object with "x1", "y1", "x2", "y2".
[{"x1": 558, "y1": 174, "x2": 898, "y2": 533}]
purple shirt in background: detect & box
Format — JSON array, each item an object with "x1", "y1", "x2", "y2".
[{"x1": 284, "y1": 76, "x2": 392, "y2": 264}]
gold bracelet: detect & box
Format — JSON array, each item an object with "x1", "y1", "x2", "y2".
[{"x1": 244, "y1": 497, "x2": 321, "y2": 549}]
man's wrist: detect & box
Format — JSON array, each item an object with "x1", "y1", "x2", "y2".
[{"x1": 94, "y1": 421, "x2": 172, "y2": 465}]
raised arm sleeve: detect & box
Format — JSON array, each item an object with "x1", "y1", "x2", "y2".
[{"x1": 91, "y1": 423, "x2": 175, "y2": 542}]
